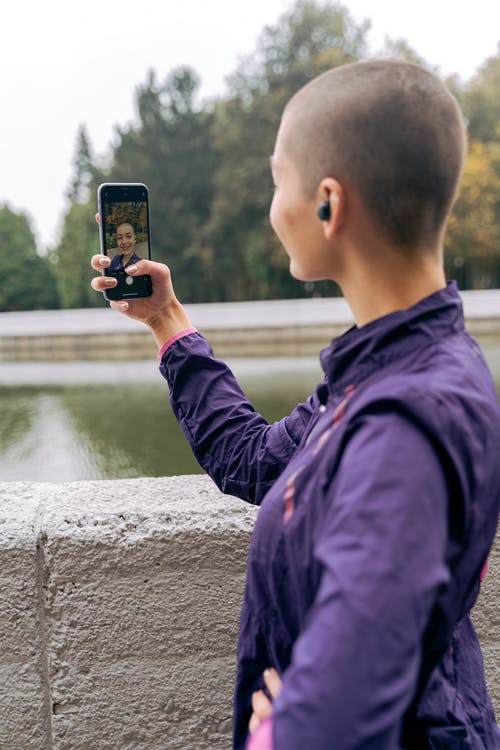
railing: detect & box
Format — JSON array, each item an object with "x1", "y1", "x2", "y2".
[{"x1": 2, "y1": 290, "x2": 500, "y2": 361}]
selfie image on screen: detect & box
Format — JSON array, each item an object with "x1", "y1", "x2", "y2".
[{"x1": 103, "y1": 201, "x2": 150, "y2": 271}]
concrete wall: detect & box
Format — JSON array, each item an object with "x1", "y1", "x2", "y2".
[
  {"x1": 2, "y1": 290, "x2": 500, "y2": 361},
  {"x1": 0, "y1": 476, "x2": 498, "y2": 749},
  {"x1": 0, "y1": 476, "x2": 257, "y2": 750}
]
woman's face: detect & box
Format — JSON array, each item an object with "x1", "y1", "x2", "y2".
[
  {"x1": 270, "y1": 117, "x2": 331, "y2": 282},
  {"x1": 116, "y1": 223, "x2": 136, "y2": 255}
]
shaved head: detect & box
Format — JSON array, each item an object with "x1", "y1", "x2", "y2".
[{"x1": 281, "y1": 60, "x2": 466, "y2": 249}]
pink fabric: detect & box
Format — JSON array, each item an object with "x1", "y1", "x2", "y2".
[
  {"x1": 246, "y1": 718, "x2": 274, "y2": 750},
  {"x1": 157, "y1": 327, "x2": 198, "y2": 362},
  {"x1": 480, "y1": 557, "x2": 489, "y2": 582}
]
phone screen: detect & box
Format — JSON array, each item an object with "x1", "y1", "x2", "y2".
[{"x1": 98, "y1": 183, "x2": 152, "y2": 300}]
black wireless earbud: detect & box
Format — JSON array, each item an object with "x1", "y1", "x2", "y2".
[{"x1": 317, "y1": 201, "x2": 331, "y2": 221}]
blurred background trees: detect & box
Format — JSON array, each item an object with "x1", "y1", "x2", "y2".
[
  {"x1": 0, "y1": 204, "x2": 58, "y2": 311},
  {"x1": 6, "y1": 0, "x2": 499, "y2": 310},
  {"x1": 445, "y1": 48, "x2": 500, "y2": 288}
]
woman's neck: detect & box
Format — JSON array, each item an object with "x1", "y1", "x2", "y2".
[{"x1": 340, "y1": 247, "x2": 446, "y2": 327}]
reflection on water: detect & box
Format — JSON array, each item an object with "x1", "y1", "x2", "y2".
[
  {"x1": 0, "y1": 359, "x2": 323, "y2": 481},
  {"x1": 0, "y1": 389, "x2": 36, "y2": 453},
  {"x1": 0, "y1": 390, "x2": 102, "y2": 481},
  {"x1": 2, "y1": 345, "x2": 500, "y2": 483}
]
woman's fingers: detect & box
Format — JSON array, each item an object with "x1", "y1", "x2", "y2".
[
  {"x1": 90, "y1": 274, "x2": 116, "y2": 293},
  {"x1": 248, "y1": 669, "x2": 281, "y2": 735},
  {"x1": 91, "y1": 254, "x2": 110, "y2": 272},
  {"x1": 125, "y1": 258, "x2": 172, "y2": 283},
  {"x1": 263, "y1": 668, "x2": 282, "y2": 699},
  {"x1": 248, "y1": 711, "x2": 261, "y2": 735},
  {"x1": 90, "y1": 254, "x2": 118, "y2": 295},
  {"x1": 90, "y1": 253, "x2": 181, "y2": 332},
  {"x1": 251, "y1": 690, "x2": 273, "y2": 720},
  {"x1": 91, "y1": 254, "x2": 171, "y2": 284},
  {"x1": 248, "y1": 689, "x2": 274, "y2": 735}
]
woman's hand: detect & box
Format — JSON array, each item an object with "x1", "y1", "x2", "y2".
[
  {"x1": 248, "y1": 668, "x2": 282, "y2": 735},
  {"x1": 90, "y1": 216, "x2": 192, "y2": 348}
]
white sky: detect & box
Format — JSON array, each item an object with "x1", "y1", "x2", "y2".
[{"x1": 1, "y1": 0, "x2": 499, "y2": 251}]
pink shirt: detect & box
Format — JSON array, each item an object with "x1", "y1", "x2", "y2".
[{"x1": 246, "y1": 718, "x2": 274, "y2": 750}]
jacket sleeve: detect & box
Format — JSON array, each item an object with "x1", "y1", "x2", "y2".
[
  {"x1": 272, "y1": 410, "x2": 450, "y2": 749},
  {"x1": 159, "y1": 332, "x2": 320, "y2": 504}
]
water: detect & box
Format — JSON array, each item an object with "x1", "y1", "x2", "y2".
[
  {"x1": 0, "y1": 359, "x2": 323, "y2": 481},
  {"x1": 2, "y1": 345, "x2": 500, "y2": 482}
]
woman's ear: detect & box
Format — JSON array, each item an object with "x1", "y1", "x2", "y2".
[{"x1": 316, "y1": 178, "x2": 345, "y2": 239}]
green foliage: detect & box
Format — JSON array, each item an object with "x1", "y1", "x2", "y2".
[
  {"x1": 198, "y1": 1, "x2": 367, "y2": 301},
  {"x1": 66, "y1": 125, "x2": 102, "y2": 203},
  {"x1": 49, "y1": 0, "x2": 500, "y2": 306},
  {"x1": 445, "y1": 45, "x2": 500, "y2": 286},
  {"x1": 376, "y1": 37, "x2": 429, "y2": 68},
  {"x1": 462, "y1": 45, "x2": 500, "y2": 142},
  {"x1": 49, "y1": 124, "x2": 108, "y2": 309},
  {"x1": 0, "y1": 204, "x2": 59, "y2": 311},
  {"x1": 226, "y1": 0, "x2": 369, "y2": 101},
  {"x1": 446, "y1": 140, "x2": 500, "y2": 287},
  {"x1": 107, "y1": 66, "x2": 219, "y2": 300},
  {"x1": 51, "y1": 200, "x2": 104, "y2": 309}
]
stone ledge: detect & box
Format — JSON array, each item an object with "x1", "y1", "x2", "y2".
[
  {"x1": 2, "y1": 290, "x2": 500, "y2": 361},
  {"x1": 0, "y1": 476, "x2": 257, "y2": 750},
  {"x1": 0, "y1": 476, "x2": 497, "y2": 749}
]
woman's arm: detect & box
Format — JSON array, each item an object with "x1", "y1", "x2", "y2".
[
  {"x1": 90, "y1": 254, "x2": 319, "y2": 504},
  {"x1": 160, "y1": 331, "x2": 321, "y2": 504}
]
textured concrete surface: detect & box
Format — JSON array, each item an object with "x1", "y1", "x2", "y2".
[
  {"x1": 472, "y1": 537, "x2": 500, "y2": 718},
  {"x1": 0, "y1": 476, "x2": 498, "y2": 749},
  {"x1": 0, "y1": 476, "x2": 257, "y2": 750}
]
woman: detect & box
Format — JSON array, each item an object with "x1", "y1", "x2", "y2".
[
  {"x1": 109, "y1": 221, "x2": 141, "y2": 272},
  {"x1": 92, "y1": 60, "x2": 500, "y2": 749}
]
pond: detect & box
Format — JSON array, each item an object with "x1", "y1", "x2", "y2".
[
  {"x1": 2, "y1": 345, "x2": 500, "y2": 482},
  {"x1": 0, "y1": 358, "x2": 323, "y2": 481}
]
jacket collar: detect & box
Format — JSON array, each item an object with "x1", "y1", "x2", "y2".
[{"x1": 320, "y1": 282, "x2": 465, "y2": 395}]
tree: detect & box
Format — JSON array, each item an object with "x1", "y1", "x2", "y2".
[
  {"x1": 376, "y1": 37, "x2": 429, "y2": 68},
  {"x1": 198, "y1": 0, "x2": 370, "y2": 301},
  {"x1": 446, "y1": 140, "x2": 500, "y2": 288},
  {"x1": 446, "y1": 48, "x2": 500, "y2": 288},
  {"x1": 55, "y1": 0, "x2": 500, "y2": 303},
  {"x1": 51, "y1": 200, "x2": 104, "y2": 308},
  {"x1": 0, "y1": 204, "x2": 59, "y2": 311},
  {"x1": 461, "y1": 45, "x2": 500, "y2": 143},
  {"x1": 107, "y1": 66, "x2": 218, "y2": 301},
  {"x1": 66, "y1": 125, "x2": 103, "y2": 204},
  {"x1": 53, "y1": 124, "x2": 108, "y2": 308}
]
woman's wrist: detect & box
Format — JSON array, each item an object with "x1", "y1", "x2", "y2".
[{"x1": 147, "y1": 300, "x2": 193, "y2": 349}]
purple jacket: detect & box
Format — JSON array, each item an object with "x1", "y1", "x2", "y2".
[
  {"x1": 109, "y1": 251, "x2": 142, "y2": 272},
  {"x1": 160, "y1": 283, "x2": 500, "y2": 749}
]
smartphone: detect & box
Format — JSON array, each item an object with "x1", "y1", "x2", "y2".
[{"x1": 97, "y1": 182, "x2": 153, "y2": 300}]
